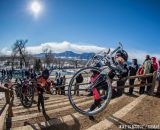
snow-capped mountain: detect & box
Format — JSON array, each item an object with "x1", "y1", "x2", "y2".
[{"x1": 34, "y1": 51, "x2": 95, "y2": 60}]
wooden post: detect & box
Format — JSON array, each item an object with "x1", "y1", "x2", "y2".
[
  {"x1": 5, "y1": 90, "x2": 10, "y2": 104},
  {"x1": 4, "y1": 89, "x2": 13, "y2": 117},
  {"x1": 0, "y1": 104, "x2": 9, "y2": 130},
  {"x1": 150, "y1": 71, "x2": 157, "y2": 95},
  {"x1": 8, "y1": 90, "x2": 13, "y2": 117}
]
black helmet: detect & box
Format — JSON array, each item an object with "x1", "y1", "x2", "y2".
[
  {"x1": 115, "y1": 50, "x2": 128, "y2": 61},
  {"x1": 42, "y1": 69, "x2": 50, "y2": 80}
]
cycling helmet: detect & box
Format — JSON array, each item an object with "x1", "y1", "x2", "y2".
[
  {"x1": 42, "y1": 69, "x2": 50, "y2": 80},
  {"x1": 115, "y1": 50, "x2": 128, "y2": 61}
]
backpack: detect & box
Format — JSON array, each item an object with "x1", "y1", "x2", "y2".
[
  {"x1": 76, "y1": 74, "x2": 83, "y2": 83},
  {"x1": 138, "y1": 65, "x2": 144, "y2": 75}
]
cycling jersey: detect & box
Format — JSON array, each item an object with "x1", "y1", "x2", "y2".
[
  {"x1": 90, "y1": 73, "x2": 101, "y2": 100},
  {"x1": 37, "y1": 76, "x2": 48, "y2": 88}
]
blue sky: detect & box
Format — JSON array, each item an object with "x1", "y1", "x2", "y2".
[{"x1": 0, "y1": 0, "x2": 160, "y2": 59}]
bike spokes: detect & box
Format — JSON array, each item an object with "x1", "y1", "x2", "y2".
[{"x1": 68, "y1": 67, "x2": 112, "y2": 116}]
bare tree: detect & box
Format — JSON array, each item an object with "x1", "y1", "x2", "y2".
[
  {"x1": 68, "y1": 59, "x2": 79, "y2": 68},
  {"x1": 34, "y1": 59, "x2": 42, "y2": 72},
  {"x1": 12, "y1": 40, "x2": 29, "y2": 69},
  {"x1": 43, "y1": 48, "x2": 54, "y2": 68}
]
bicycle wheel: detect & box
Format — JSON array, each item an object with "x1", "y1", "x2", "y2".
[
  {"x1": 12, "y1": 83, "x2": 22, "y2": 97},
  {"x1": 68, "y1": 67, "x2": 112, "y2": 116},
  {"x1": 21, "y1": 85, "x2": 34, "y2": 108}
]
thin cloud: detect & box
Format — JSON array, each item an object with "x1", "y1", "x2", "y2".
[
  {"x1": 127, "y1": 49, "x2": 160, "y2": 64},
  {"x1": 27, "y1": 41, "x2": 105, "y2": 54}
]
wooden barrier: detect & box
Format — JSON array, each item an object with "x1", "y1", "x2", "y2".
[
  {"x1": 151, "y1": 71, "x2": 157, "y2": 95},
  {"x1": 0, "y1": 84, "x2": 14, "y2": 130},
  {"x1": 0, "y1": 104, "x2": 9, "y2": 129},
  {"x1": 113, "y1": 71, "x2": 157, "y2": 95},
  {"x1": 52, "y1": 71, "x2": 157, "y2": 96}
]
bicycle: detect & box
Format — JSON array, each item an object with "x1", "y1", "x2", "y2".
[
  {"x1": 21, "y1": 78, "x2": 36, "y2": 108},
  {"x1": 19, "y1": 74, "x2": 55, "y2": 108},
  {"x1": 68, "y1": 43, "x2": 128, "y2": 116},
  {"x1": 12, "y1": 77, "x2": 35, "y2": 108}
]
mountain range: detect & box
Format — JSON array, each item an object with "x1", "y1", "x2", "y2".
[{"x1": 34, "y1": 51, "x2": 95, "y2": 60}]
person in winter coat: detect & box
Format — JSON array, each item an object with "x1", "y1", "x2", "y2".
[
  {"x1": 144, "y1": 55, "x2": 152, "y2": 94},
  {"x1": 55, "y1": 76, "x2": 62, "y2": 95},
  {"x1": 128, "y1": 59, "x2": 139, "y2": 95},
  {"x1": 156, "y1": 60, "x2": 160, "y2": 96},
  {"x1": 74, "y1": 74, "x2": 83, "y2": 96},
  {"x1": 37, "y1": 69, "x2": 50, "y2": 113},
  {"x1": 138, "y1": 64, "x2": 146, "y2": 94},
  {"x1": 61, "y1": 75, "x2": 66, "y2": 95},
  {"x1": 151, "y1": 57, "x2": 158, "y2": 72}
]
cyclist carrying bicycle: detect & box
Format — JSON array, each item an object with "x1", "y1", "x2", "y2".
[
  {"x1": 88, "y1": 48, "x2": 129, "y2": 113},
  {"x1": 68, "y1": 43, "x2": 129, "y2": 116},
  {"x1": 109, "y1": 49, "x2": 128, "y2": 97}
]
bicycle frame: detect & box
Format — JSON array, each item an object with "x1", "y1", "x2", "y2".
[{"x1": 86, "y1": 43, "x2": 123, "y2": 90}]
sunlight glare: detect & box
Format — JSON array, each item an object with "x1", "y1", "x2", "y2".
[{"x1": 30, "y1": 1, "x2": 42, "y2": 17}]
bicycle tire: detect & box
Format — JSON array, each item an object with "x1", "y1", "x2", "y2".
[
  {"x1": 20, "y1": 85, "x2": 34, "y2": 108},
  {"x1": 68, "y1": 67, "x2": 112, "y2": 116}
]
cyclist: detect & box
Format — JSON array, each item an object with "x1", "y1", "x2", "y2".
[
  {"x1": 37, "y1": 69, "x2": 50, "y2": 113},
  {"x1": 88, "y1": 49, "x2": 129, "y2": 114},
  {"x1": 109, "y1": 50, "x2": 128, "y2": 97}
]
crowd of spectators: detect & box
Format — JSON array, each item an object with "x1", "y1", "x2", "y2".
[{"x1": 128, "y1": 55, "x2": 160, "y2": 96}]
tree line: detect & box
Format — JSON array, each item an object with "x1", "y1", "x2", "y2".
[{"x1": 0, "y1": 40, "x2": 87, "y2": 71}]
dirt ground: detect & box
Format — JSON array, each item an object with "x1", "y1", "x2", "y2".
[
  {"x1": 10, "y1": 95, "x2": 133, "y2": 128},
  {"x1": 44, "y1": 95, "x2": 135, "y2": 130},
  {"x1": 109, "y1": 95, "x2": 160, "y2": 130},
  {"x1": 7, "y1": 91, "x2": 160, "y2": 130}
]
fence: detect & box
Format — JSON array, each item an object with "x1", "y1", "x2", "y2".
[
  {"x1": 0, "y1": 84, "x2": 14, "y2": 130},
  {"x1": 51, "y1": 71, "x2": 157, "y2": 96},
  {"x1": 112, "y1": 71, "x2": 157, "y2": 95}
]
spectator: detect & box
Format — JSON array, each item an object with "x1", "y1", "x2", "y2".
[
  {"x1": 138, "y1": 64, "x2": 146, "y2": 94},
  {"x1": 37, "y1": 69, "x2": 50, "y2": 113},
  {"x1": 1, "y1": 69, "x2": 3, "y2": 77},
  {"x1": 4, "y1": 69, "x2": 6, "y2": 77},
  {"x1": 30, "y1": 69, "x2": 37, "y2": 79},
  {"x1": 74, "y1": 74, "x2": 83, "y2": 96},
  {"x1": 61, "y1": 75, "x2": 66, "y2": 95},
  {"x1": 55, "y1": 75, "x2": 58, "y2": 94},
  {"x1": 151, "y1": 57, "x2": 158, "y2": 72},
  {"x1": 128, "y1": 59, "x2": 139, "y2": 95},
  {"x1": 144, "y1": 55, "x2": 152, "y2": 94},
  {"x1": 9, "y1": 69, "x2": 13, "y2": 79},
  {"x1": 25, "y1": 69, "x2": 30, "y2": 78},
  {"x1": 1, "y1": 69, "x2": 4, "y2": 76},
  {"x1": 6, "y1": 70, "x2": 9, "y2": 77},
  {"x1": 55, "y1": 76, "x2": 61, "y2": 95},
  {"x1": 156, "y1": 60, "x2": 160, "y2": 96},
  {"x1": 55, "y1": 72, "x2": 58, "y2": 77}
]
